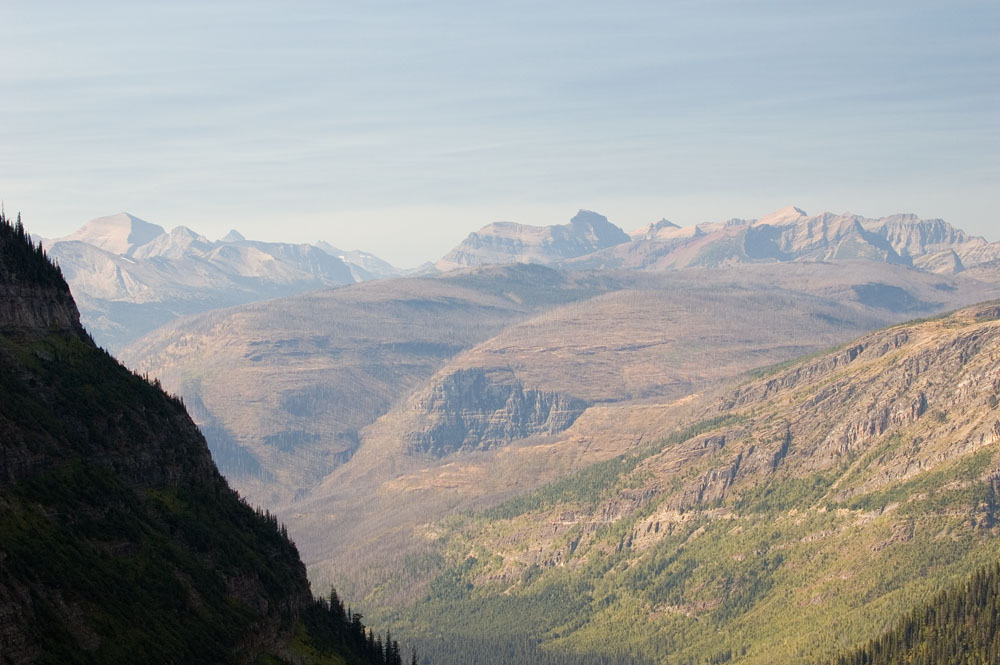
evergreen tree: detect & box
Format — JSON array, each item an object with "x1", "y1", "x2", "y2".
[
  {"x1": 385, "y1": 631, "x2": 401, "y2": 665},
  {"x1": 329, "y1": 587, "x2": 346, "y2": 626}
]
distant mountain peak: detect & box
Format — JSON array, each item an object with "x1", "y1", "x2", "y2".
[
  {"x1": 60, "y1": 212, "x2": 165, "y2": 256},
  {"x1": 46, "y1": 214, "x2": 384, "y2": 348},
  {"x1": 170, "y1": 225, "x2": 205, "y2": 240},
  {"x1": 570, "y1": 209, "x2": 611, "y2": 226},
  {"x1": 631, "y1": 218, "x2": 681, "y2": 239},
  {"x1": 757, "y1": 206, "x2": 808, "y2": 225},
  {"x1": 436, "y1": 210, "x2": 630, "y2": 271}
]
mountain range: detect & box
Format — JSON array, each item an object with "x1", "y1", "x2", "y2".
[
  {"x1": 46, "y1": 207, "x2": 1000, "y2": 352},
  {"x1": 440, "y1": 206, "x2": 1000, "y2": 274},
  {"x1": 43, "y1": 213, "x2": 403, "y2": 350},
  {"x1": 28, "y1": 204, "x2": 1000, "y2": 663},
  {"x1": 121, "y1": 259, "x2": 1000, "y2": 509},
  {"x1": 435, "y1": 209, "x2": 631, "y2": 271}
]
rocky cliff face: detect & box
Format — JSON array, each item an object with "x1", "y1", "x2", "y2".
[
  {"x1": 862, "y1": 214, "x2": 976, "y2": 258},
  {"x1": 0, "y1": 214, "x2": 314, "y2": 664},
  {"x1": 0, "y1": 282, "x2": 82, "y2": 333},
  {"x1": 405, "y1": 368, "x2": 588, "y2": 456},
  {"x1": 558, "y1": 302, "x2": 1000, "y2": 550},
  {"x1": 0, "y1": 221, "x2": 82, "y2": 335}
]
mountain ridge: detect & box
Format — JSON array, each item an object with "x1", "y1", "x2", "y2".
[
  {"x1": 384, "y1": 300, "x2": 1000, "y2": 665},
  {"x1": 0, "y1": 212, "x2": 393, "y2": 665},
  {"x1": 435, "y1": 209, "x2": 631, "y2": 271},
  {"x1": 568, "y1": 207, "x2": 1000, "y2": 273},
  {"x1": 45, "y1": 212, "x2": 402, "y2": 350},
  {"x1": 44, "y1": 207, "x2": 1000, "y2": 350}
]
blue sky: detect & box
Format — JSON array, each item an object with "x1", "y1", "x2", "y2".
[{"x1": 2, "y1": 0, "x2": 997, "y2": 266}]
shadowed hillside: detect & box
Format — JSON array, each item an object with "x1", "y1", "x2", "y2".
[{"x1": 0, "y1": 212, "x2": 395, "y2": 664}]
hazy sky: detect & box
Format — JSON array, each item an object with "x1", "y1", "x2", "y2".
[{"x1": 2, "y1": 0, "x2": 997, "y2": 267}]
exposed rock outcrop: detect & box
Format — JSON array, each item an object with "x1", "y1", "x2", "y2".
[
  {"x1": 0, "y1": 222, "x2": 83, "y2": 335},
  {"x1": 0, "y1": 283, "x2": 82, "y2": 333},
  {"x1": 406, "y1": 368, "x2": 588, "y2": 456}
]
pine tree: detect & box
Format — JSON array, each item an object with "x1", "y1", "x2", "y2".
[
  {"x1": 384, "y1": 631, "x2": 401, "y2": 665},
  {"x1": 328, "y1": 587, "x2": 346, "y2": 626}
]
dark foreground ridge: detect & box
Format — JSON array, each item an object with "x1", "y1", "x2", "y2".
[{"x1": 0, "y1": 212, "x2": 395, "y2": 664}]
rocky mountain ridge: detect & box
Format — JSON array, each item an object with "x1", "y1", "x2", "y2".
[
  {"x1": 435, "y1": 210, "x2": 631, "y2": 271},
  {"x1": 570, "y1": 207, "x2": 1000, "y2": 273},
  {"x1": 330, "y1": 264, "x2": 967, "y2": 487},
  {"x1": 44, "y1": 212, "x2": 401, "y2": 349},
  {"x1": 47, "y1": 207, "x2": 999, "y2": 351},
  {"x1": 394, "y1": 301, "x2": 1000, "y2": 665}
]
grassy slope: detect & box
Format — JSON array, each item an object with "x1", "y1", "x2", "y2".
[
  {"x1": 294, "y1": 262, "x2": 1000, "y2": 608},
  {"x1": 383, "y1": 304, "x2": 1000, "y2": 665},
  {"x1": 118, "y1": 264, "x2": 617, "y2": 506}
]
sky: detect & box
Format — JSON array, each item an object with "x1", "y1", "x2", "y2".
[{"x1": 1, "y1": 0, "x2": 997, "y2": 267}]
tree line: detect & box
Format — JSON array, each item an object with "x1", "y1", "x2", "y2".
[
  {"x1": 832, "y1": 561, "x2": 1000, "y2": 665},
  {"x1": 300, "y1": 588, "x2": 419, "y2": 665},
  {"x1": 0, "y1": 209, "x2": 67, "y2": 289}
]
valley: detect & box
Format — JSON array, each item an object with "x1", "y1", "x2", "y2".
[
  {"x1": 10, "y1": 2, "x2": 998, "y2": 662},
  {"x1": 38, "y1": 206, "x2": 1000, "y2": 664}
]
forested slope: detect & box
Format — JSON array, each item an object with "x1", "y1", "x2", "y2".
[
  {"x1": 832, "y1": 561, "x2": 1000, "y2": 665},
  {"x1": 382, "y1": 301, "x2": 1000, "y2": 664},
  {"x1": 0, "y1": 211, "x2": 395, "y2": 664}
]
